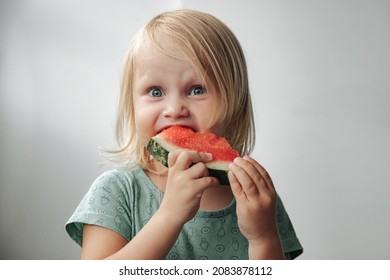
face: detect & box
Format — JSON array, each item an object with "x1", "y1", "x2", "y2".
[{"x1": 132, "y1": 42, "x2": 221, "y2": 147}]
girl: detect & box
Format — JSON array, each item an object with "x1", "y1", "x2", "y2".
[{"x1": 66, "y1": 9, "x2": 303, "y2": 260}]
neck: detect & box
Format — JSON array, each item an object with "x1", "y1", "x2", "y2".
[{"x1": 199, "y1": 185, "x2": 234, "y2": 211}]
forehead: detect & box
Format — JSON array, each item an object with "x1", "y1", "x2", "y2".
[
  {"x1": 134, "y1": 37, "x2": 206, "y2": 77},
  {"x1": 135, "y1": 39, "x2": 185, "y2": 66},
  {"x1": 135, "y1": 40, "x2": 186, "y2": 62},
  {"x1": 133, "y1": 30, "x2": 189, "y2": 58}
]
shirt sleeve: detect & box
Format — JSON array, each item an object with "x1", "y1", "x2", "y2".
[
  {"x1": 65, "y1": 169, "x2": 133, "y2": 247},
  {"x1": 276, "y1": 195, "x2": 303, "y2": 259}
]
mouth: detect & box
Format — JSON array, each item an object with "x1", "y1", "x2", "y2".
[{"x1": 158, "y1": 125, "x2": 197, "y2": 134}]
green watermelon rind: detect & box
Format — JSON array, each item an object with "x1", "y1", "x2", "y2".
[{"x1": 147, "y1": 138, "x2": 230, "y2": 185}]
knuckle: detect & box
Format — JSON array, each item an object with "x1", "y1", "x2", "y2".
[
  {"x1": 194, "y1": 162, "x2": 208, "y2": 176},
  {"x1": 203, "y1": 176, "x2": 218, "y2": 186},
  {"x1": 262, "y1": 170, "x2": 271, "y2": 180},
  {"x1": 253, "y1": 172, "x2": 263, "y2": 184},
  {"x1": 181, "y1": 150, "x2": 193, "y2": 164},
  {"x1": 202, "y1": 176, "x2": 213, "y2": 184},
  {"x1": 168, "y1": 149, "x2": 180, "y2": 160}
]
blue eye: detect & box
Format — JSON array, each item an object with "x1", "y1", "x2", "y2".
[
  {"x1": 189, "y1": 86, "x2": 206, "y2": 96},
  {"x1": 148, "y1": 88, "x2": 164, "y2": 97}
]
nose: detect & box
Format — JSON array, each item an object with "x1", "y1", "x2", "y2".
[{"x1": 162, "y1": 96, "x2": 189, "y2": 119}]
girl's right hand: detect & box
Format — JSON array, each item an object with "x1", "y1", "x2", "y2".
[{"x1": 158, "y1": 149, "x2": 220, "y2": 225}]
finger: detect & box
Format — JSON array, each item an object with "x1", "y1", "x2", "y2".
[
  {"x1": 229, "y1": 158, "x2": 260, "y2": 197},
  {"x1": 174, "y1": 150, "x2": 212, "y2": 170},
  {"x1": 242, "y1": 156, "x2": 275, "y2": 192},
  {"x1": 189, "y1": 162, "x2": 210, "y2": 178},
  {"x1": 228, "y1": 170, "x2": 246, "y2": 200},
  {"x1": 168, "y1": 149, "x2": 206, "y2": 168},
  {"x1": 194, "y1": 175, "x2": 220, "y2": 191},
  {"x1": 167, "y1": 149, "x2": 186, "y2": 168}
]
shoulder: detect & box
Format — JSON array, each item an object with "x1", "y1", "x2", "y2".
[
  {"x1": 91, "y1": 165, "x2": 158, "y2": 201},
  {"x1": 91, "y1": 166, "x2": 147, "y2": 192},
  {"x1": 93, "y1": 166, "x2": 143, "y2": 185},
  {"x1": 83, "y1": 166, "x2": 151, "y2": 208}
]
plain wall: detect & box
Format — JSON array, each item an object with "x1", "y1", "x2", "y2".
[{"x1": 1, "y1": 0, "x2": 389, "y2": 259}]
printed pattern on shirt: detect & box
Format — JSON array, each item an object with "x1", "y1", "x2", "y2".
[{"x1": 65, "y1": 166, "x2": 303, "y2": 259}]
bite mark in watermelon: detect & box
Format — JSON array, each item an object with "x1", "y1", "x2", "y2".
[{"x1": 146, "y1": 125, "x2": 239, "y2": 185}]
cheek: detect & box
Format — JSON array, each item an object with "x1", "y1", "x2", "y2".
[
  {"x1": 133, "y1": 106, "x2": 158, "y2": 145},
  {"x1": 133, "y1": 97, "x2": 150, "y2": 126},
  {"x1": 134, "y1": 128, "x2": 151, "y2": 148}
]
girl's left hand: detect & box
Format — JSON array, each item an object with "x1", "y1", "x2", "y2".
[{"x1": 228, "y1": 156, "x2": 278, "y2": 243}]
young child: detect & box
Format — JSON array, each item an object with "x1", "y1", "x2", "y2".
[{"x1": 66, "y1": 9, "x2": 303, "y2": 260}]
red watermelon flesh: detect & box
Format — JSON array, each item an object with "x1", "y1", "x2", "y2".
[
  {"x1": 158, "y1": 125, "x2": 239, "y2": 165},
  {"x1": 147, "y1": 125, "x2": 239, "y2": 185}
]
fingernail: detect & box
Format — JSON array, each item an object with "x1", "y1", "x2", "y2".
[
  {"x1": 203, "y1": 152, "x2": 213, "y2": 160},
  {"x1": 233, "y1": 157, "x2": 241, "y2": 163}
]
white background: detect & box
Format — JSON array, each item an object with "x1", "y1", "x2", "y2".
[{"x1": 1, "y1": 0, "x2": 389, "y2": 259}]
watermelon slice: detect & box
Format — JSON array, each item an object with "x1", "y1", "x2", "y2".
[{"x1": 147, "y1": 125, "x2": 239, "y2": 185}]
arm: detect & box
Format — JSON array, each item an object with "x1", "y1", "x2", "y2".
[
  {"x1": 81, "y1": 150, "x2": 219, "y2": 259},
  {"x1": 247, "y1": 235, "x2": 285, "y2": 260},
  {"x1": 228, "y1": 156, "x2": 286, "y2": 260},
  {"x1": 81, "y1": 209, "x2": 183, "y2": 259}
]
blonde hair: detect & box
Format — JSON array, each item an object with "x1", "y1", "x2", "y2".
[{"x1": 108, "y1": 9, "x2": 255, "y2": 171}]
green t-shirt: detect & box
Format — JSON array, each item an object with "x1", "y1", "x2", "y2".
[{"x1": 65, "y1": 166, "x2": 303, "y2": 259}]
